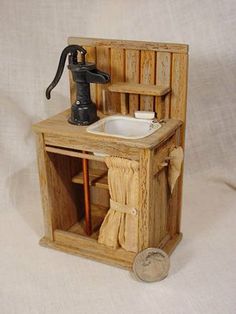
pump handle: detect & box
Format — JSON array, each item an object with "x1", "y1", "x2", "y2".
[{"x1": 46, "y1": 45, "x2": 87, "y2": 99}]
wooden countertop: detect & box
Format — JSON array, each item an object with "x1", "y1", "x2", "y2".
[{"x1": 32, "y1": 109, "x2": 182, "y2": 150}]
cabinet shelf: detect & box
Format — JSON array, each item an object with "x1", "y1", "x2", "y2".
[
  {"x1": 108, "y1": 82, "x2": 171, "y2": 96},
  {"x1": 72, "y1": 168, "x2": 109, "y2": 190}
]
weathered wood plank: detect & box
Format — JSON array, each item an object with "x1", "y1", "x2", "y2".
[
  {"x1": 138, "y1": 149, "x2": 153, "y2": 250},
  {"x1": 108, "y1": 82, "x2": 170, "y2": 96},
  {"x1": 44, "y1": 132, "x2": 140, "y2": 160},
  {"x1": 155, "y1": 52, "x2": 171, "y2": 119},
  {"x1": 125, "y1": 49, "x2": 140, "y2": 114},
  {"x1": 96, "y1": 46, "x2": 110, "y2": 112},
  {"x1": 120, "y1": 93, "x2": 128, "y2": 114},
  {"x1": 36, "y1": 133, "x2": 54, "y2": 240},
  {"x1": 170, "y1": 54, "x2": 188, "y2": 237},
  {"x1": 84, "y1": 46, "x2": 97, "y2": 104},
  {"x1": 140, "y1": 51, "x2": 155, "y2": 111},
  {"x1": 170, "y1": 53, "x2": 188, "y2": 126},
  {"x1": 53, "y1": 230, "x2": 135, "y2": 268},
  {"x1": 110, "y1": 48, "x2": 125, "y2": 112},
  {"x1": 68, "y1": 37, "x2": 189, "y2": 54}
]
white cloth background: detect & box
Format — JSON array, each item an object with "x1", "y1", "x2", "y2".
[{"x1": 0, "y1": 1, "x2": 236, "y2": 313}]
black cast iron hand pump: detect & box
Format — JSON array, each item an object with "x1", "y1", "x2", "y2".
[{"x1": 46, "y1": 45, "x2": 110, "y2": 125}]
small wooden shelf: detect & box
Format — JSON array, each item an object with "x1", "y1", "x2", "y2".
[
  {"x1": 72, "y1": 168, "x2": 109, "y2": 190},
  {"x1": 108, "y1": 82, "x2": 171, "y2": 96},
  {"x1": 68, "y1": 203, "x2": 108, "y2": 239}
]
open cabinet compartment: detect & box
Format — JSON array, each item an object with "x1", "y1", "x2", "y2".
[
  {"x1": 37, "y1": 142, "x2": 137, "y2": 269},
  {"x1": 44, "y1": 149, "x2": 110, "y2": 239}
]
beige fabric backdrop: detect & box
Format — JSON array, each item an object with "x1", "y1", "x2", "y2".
[{"x1": 0, "y1": 1, "x2": 236, "y2": 313}]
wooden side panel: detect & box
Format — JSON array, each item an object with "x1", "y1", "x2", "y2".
[
  {"x1": 170, "y1": 54, "x2": 188, "y2": 235},
  {"x1": 125, "y1": 49, "x2": 140, "y2": 114},
  {"x1": 174, "y1": 126, "x2": 184, "y2": 234},
  {"x1": 140, "y1": 51, "x2": 156, "y2": 111},
  {"x1": 96, "y1": 46, "x2": 110, "y2": 112},
  {"x1": 110, "y1": 48, "x2": 125, "y2": 113},
  {"x1": 150, "y1": 168, "x2": 169, "y2": 247},
  {"x1": 36, "y1": 134, "x2": 82, "y2": 239},
  {"x1": 149, "y1": 136, "x2": 175, "y2": 247},
  {"x1": 46, "y1": 153, "x2": 82, "y2": 231},
  {"x1": 138, "y1": 149, "x2": 153, "y2": 250},
  {"x1": 158, "y1": 169, "x2": 169, "y2": 240},
  {"x1": 155, "y1": 52, "x2": 171, "y2": 119},
  {"x1": 84, "y1": 46, "x2": 97, "y2": 104},
  {"x1": 36, "y1": 133, "x2": 54, "y2": 240},
  {"x1": 165, "y1": 128, "x2": 182, "y2": 236}
]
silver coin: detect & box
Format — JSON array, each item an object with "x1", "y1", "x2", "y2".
[{"x1": 133, "y1": 248, "x2": 170, "y2": 282}]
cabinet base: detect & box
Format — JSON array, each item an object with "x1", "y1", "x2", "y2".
[{"x1": 39, "y1": 232, "x2": 183, "y2": 270}]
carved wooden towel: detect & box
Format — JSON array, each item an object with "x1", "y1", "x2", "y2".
[{"x1": 68, "y1": 37, "x2": 188, "y2": 125}]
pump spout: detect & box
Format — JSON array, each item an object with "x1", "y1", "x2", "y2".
[
  {"x1": 46, "y1": 45, "x2": 87, "y2": 99},
  {"x1": 86, "y1": 69, "x2": 110, "y2": 84}
]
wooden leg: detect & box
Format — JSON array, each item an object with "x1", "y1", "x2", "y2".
[{"x1": 82, "y1": 154, "x2": 92, "y2": 235}]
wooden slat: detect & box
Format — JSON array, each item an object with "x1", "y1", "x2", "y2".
[
  {"x1": 158, "y1": 168, "x2": 169, "y2": 240},
  {"x1": 170, "y1": 53, "x2": 188, "y2": 127},
  {"x1": 167, "y1": 128, "x2": 182, "y2": 236},
  {"x1": 96, "y1": 46, "x2": 110, "y2": 112},
  {"x1": 140, "y1": 51, "x2": 156, "y2": 111},
  {"x1": 120, "y1": 93, "x2": 128, "y2": 114},
  {"x1": 53, "y1": 230, "x2": 135, "y2": 269},
  {"x1": 110, "y1": 48, "x2": 125, "y2": 112},
  {"x1": 150, "y1": 138, "x2": 174, "y2": 247},
  {"x1": 125, "y1": 49, "x2": 140, "y2": 114},
  {"x1": 68, "y1": 37, "x2": 189, "y2": 54},
  {"x1": 170, "y1": 54, "x2": 188, "y2": 236},
  {"x1": 168, "y1": 182, "x2": 179, "y2": 236},
  {"x1": 155, "y1": 52, "x2": 171, "y2": 119},
  {"x1": 138, "y1": 149, "x2": 153, "y2": 250},
  {"x1": 84, "y1": 46, "x2": 97, "y2": 104},
  {"x1": 45, "y1": 146, "x2": 106, "y2": 162},
  {"x1": 108, "y1": 82, "x2": 170, "y2": 96},
  {"x1": 176, "y1": 125, "x2": 185, "y2": 234},
  {"x1": 36, "y1": 134, "x2": 54, "y2": 240},
  {"x1": 44, "y1": 132, "x2": 140, "y2": 160}
]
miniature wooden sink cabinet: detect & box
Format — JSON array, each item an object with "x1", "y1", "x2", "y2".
[{"x1": 33, "y1": 37, "x2": 188, "y2": 270}]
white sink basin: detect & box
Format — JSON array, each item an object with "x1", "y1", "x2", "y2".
[{"x1": 86, "y1": 115, "x2": 161, "y2": 139}]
